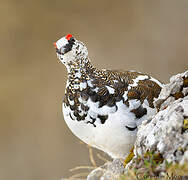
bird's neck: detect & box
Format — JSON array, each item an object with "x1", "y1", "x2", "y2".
[{"x1": 66, "y1": 57, "x2": 99, "y2": 82}]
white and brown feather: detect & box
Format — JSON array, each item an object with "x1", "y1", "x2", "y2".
[
  {"x1": 63, "y1": 63, "x2": 162, "y2": 127},
  {"x1": 55, "y1": 35, "x2": 163, "y2": 158}
]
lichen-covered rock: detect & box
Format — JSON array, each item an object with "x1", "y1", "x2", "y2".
[
  {"x1": 135, "y1": 97, "x2": 188, "y2": 162},
  {"x1": 86, "y1": 167, "x2": 104, "y2": 180},
  {"x1": 87, "y1": 159, "x2": 124, "y2": 180},
  {"x1": 154, "y1": 70, "x2": 188, "y2": 110}
]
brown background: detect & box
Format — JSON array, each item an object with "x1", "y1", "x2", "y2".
[{"x1": 0, "y1": 0, "x2": 188, "y2": 179}]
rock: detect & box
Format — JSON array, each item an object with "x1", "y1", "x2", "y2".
[
  {"x1": 87, "y1": 167, "x2": 104, "y2": 180},
  {"x1": 134, "y1": 97, "x2": 188, "y2": 162},
  {"x1": 154, "y1": 70, "x2": 188, "y2": 110},
  {"x1": 87, "y1": 159, "x2": 124, "y2": 180}
]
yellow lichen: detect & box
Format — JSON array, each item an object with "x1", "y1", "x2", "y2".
[
  {"x1": 183, "y1": 118, "x2": 188, "y2": 130},
  {"x1": 123, "y1": 147, "x2": 134, "y2": 167}
]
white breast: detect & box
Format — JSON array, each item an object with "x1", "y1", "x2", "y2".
[{"x1": 62, "y1": 98, "x2": 156, "y2": 158}]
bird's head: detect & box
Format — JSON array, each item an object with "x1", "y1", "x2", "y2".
[{"x1": 54, "y1": 34, "x2": 88, "y2": 66}]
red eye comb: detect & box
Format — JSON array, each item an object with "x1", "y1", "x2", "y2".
[{"x1": 66, "y1": 34, "x2": 72, "y2": 40}]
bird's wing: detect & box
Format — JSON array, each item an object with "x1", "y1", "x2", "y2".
[
  {"x1": 63, "y1": 70, "x2": 162, "y2": 127},
  {"x1": 79, "y1": 70, "x2": 162, "y2": 126}
]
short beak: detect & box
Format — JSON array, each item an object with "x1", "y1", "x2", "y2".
[{"x1": 53, "y1": 42, "x2": 57, "y2": 49}]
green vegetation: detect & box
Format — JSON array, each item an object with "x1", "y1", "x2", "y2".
[{"x1": 119, "y1": 151, "x2": 188, "y2": 180}]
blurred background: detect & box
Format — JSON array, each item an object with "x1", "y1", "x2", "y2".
[{"x1": 0, "y1": 0, "x2": 188, "y2": 179}]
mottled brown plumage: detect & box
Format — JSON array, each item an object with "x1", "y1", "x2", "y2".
[
  {"x1": 63, "y1": 63, "x2": 162, "y2": 125},
  {"x1": 55, "y1": 34, "x2": 163, "y2": 158}
]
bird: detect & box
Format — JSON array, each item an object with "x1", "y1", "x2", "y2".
[{"x1": 54, "y1": 34, "x2": 163, "y2": 159}]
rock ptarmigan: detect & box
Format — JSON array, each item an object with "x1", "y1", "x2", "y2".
[{"x1": 54, "y1": 34, "x2": 163, "y2": 159}]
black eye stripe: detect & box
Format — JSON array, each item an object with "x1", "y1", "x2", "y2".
[
  {"x1": 62, "y1": 37, "x2": 75, "y2": 54},
  {"x1": 56, "y1": 37, "x2": 75, "y2": 55},
  {"x1": 63, "y1": 44, "x2": 72, "y2": 53}
]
